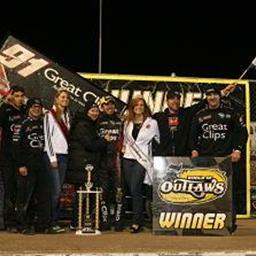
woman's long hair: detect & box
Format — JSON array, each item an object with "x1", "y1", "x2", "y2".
[
  {"x1": 125, "y1": 95, "x2": 151, "y2": 123},
  {"x1": 53, "y1": 88, "x2": 70, "y2": 121}
]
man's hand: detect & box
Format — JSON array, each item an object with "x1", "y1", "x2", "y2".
[
  {"x1": 19, "y1": 166, "x2": 28, "y2": 176},
  {"x1": 221, "y1": 83, "x2": 237, "y2": 96},
  {"x1": 191, "y1": 150, "x2": 199, "y2": 158},
  {"x1": 231, "y1": 150, "x2": 241, "y2": 162}
]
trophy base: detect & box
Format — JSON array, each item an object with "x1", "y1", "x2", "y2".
[{"x1": 76, "y1": 228, "x2": 101, "y2": 236}]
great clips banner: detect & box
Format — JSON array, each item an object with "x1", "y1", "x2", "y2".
[
  {"x1": 0, "y1": 36, "x2": 126, "y2": 112},
  {"x1": 153, "y1": 156, "x2": 233, "y2": 235}
]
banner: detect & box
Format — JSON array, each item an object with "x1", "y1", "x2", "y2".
[
  {"x1": 0, "y1": 36, "x2": 126, "y2": 112},
  {"x1": 153, "y1": 156, "x2": 233, "y2": 235}
]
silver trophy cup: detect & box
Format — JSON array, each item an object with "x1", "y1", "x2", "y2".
[{"x1": 76, "y1": 164, "x2": 102, "y2": 235}]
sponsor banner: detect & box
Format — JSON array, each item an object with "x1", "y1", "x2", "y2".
[
  {"x1": 0, "y1": 37, "x2": 126, "y2": 112},
  {"x1": 153, "y1": 156, "x2": 233, "y2": 235},
  {"x1": 82, "y1": 73, "x2": 250, "y2": 218}
]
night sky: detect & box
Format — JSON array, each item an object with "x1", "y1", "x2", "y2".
[{"x1": 1, "y1": 1, "x2": 255, "y2": 79}]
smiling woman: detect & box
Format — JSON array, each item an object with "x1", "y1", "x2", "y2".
[
  {"x1": 43, "y1": 88, "x2": 71, "y2": 233},
  {"x1": 122, "y1": 95, "x2": 160, "y2": 233}
]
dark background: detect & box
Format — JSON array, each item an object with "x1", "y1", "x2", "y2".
[{"x1": 1, "y1": 1, "x2": 255, "y2": 79}]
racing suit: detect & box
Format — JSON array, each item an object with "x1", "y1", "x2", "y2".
[
  {"x1": 12, "y1": 116, "x2": 51, "y2": 231},
  {"x1": 97, "y1": 112, "x2": 123, "y2": 229},
  {"x1": 189, "y1": 104, "x2": 248, "y2": 231},
  {"x1": 0, "y1": 103, "x2": 26, "y2": 229}
]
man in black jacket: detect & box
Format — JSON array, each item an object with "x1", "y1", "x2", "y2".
[
  {"x1": 189, "y1": 87, "x2": 248, "y2": 233},
  {"x1": 189, "y1": 87, "x2": 248, "y2": 160},
  {"x1": 0, "y1": 85, "x2": 26, "y2": 232},
  {"x1": 12, "y1": 98, "x2": 51, "y2": 235},
  {"x1": 153, "y1": 90, "x2": 206, "y2": 156}
]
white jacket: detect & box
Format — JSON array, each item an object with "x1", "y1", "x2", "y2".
[
  {"x1": 123, "y1": 117, "x2": 160, "y2": 185},
  {"x1": 44, "y1": 107, "x2": 71, "y2": 163}
]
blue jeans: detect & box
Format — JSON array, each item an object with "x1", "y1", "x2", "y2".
[
  {"x1": 44, "y1": 153, "x2": 67, "y2": 225},
  {"x1": 123, "y1": 158, "x2": 145, "y2": 226}
]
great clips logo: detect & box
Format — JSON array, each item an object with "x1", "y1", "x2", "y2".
[{"x1": 158, "y1": 168, "x2": 227, "y2": 205}]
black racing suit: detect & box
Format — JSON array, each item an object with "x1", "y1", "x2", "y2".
[
  {"x1": 0, "y1": 103, "x2": 26, "y2": 229},
  {"x1": 153, "y1": 100, "x2": 206, "y2": 156},
  {"x1": 189, "y1": 104, "x2": 247, "y2": 156},
  {"x1": 97, "y1": 112, "x2": 123, "y2": 229},
  {"x1": 189, "y1": 104, "x2": 248, "y2": 230},
  {"x1": 12, "y1": 116, "x2": 51, "y2": 231}
]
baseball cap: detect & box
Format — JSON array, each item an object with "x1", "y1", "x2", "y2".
[
  {"x1": 166, "y1": 90, "x2": 181, "y2": 99},
  {"x1": 26, "y1": 97, "x2": 43, "y2": 109},
  {"x1": 101, "y1": 95, "x2": 115, "y2": 105},
  {"x1": 205, "y1": 87, "x2": 221, "y2": 96}
]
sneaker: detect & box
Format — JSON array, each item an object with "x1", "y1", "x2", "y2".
[
  {"x1": 69, "y1": 224, "x2": 77, "y2": 231},
  {"x1": 6, "y1": 226, "x2": 18, "y2": 233},
  {"x1": 47, "y1": 225, "x2": 65, "y2": 234},
  {"x1": 21, "y1": 226, "x2": 35, "y2": 235}
]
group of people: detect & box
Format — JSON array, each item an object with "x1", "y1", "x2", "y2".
[
  {"x1": 0, "y1": 82, "x2": 248, "y2": 235},
  {"x1": 0, "y1": 86, "x2": 73, "y2": 234}
]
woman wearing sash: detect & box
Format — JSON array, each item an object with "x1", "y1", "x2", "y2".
[
  {"x1": 44, "y1": 88, "x2": 71, "y2": 233},
  {"x1": 123, "y1": 95, "x2": 159, "y2": 233}
]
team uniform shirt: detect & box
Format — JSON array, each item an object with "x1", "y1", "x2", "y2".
[
  {"x1": 0, "y1": 103, "x2": 26, "y2": 154},
  {"x1": 12, "y1": 116, "x2": 44, "y2": 168},
  {"x1": 97, "y1": 112, "x2": 122, "y2": 154},
  {"x1": 189, "y1": 104, "x2": 248, "y2": 156}
]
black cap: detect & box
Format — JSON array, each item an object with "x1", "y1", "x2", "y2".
[
  {"x1": 26, "y1": 97, "x2": 43, "y2": 110},
  {"x1": 101, "y1": 95, "x2": 115, "y2": 105},
  {"x1": 166, "y1": 90, "x2": 181, "y2": 99},
  {"x1": 205, "y1": 88, "x2": 221, "y2": 96},
  {"x1": 84, "y1": 100, "x2": 98, "y2": 114}
]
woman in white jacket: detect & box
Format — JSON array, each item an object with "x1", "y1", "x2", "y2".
[
  {"x1": 44, "y1": 88, "x2": 71, "y2": 233},
  {"x1": 123, "y1": 95, "x2": 159, "y2": 233}
]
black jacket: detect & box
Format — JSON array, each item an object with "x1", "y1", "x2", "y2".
[
  {"x1": 0, "y1": 103, "x2": 26, "y2": 155},
  {"x1": 153, "y1": 100, "x2": 206, "y2": 156},
  {"x1": 12, "y1": 116, "x2": 44, "y2": 168},
  {"x1": 66, "y1": 114, "x2": 107, "y2": 185},
  {"x1": 189, "y1": 104, "x2": 248, "y2": 156}
]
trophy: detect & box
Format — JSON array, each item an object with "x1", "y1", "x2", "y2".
[{"x1": 76, "y1": 163, "x2": 102, "y2": 235}]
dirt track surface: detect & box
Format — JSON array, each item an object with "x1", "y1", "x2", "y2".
[{"x1": 0, "y1": 219, "x2": 256, "y2": 254}]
